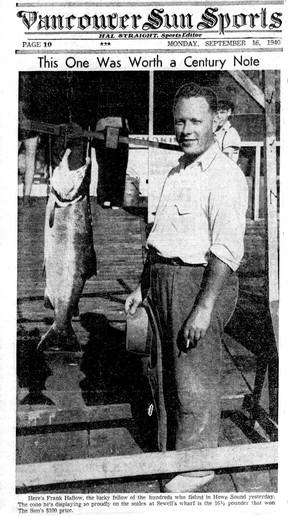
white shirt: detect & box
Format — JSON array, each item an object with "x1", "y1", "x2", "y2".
[
  {"x1": 214, "y1": 121, "x2": 241, "y2": 162},
  {"x1": 147, "y1": 143, "x2": 248, "y2": 272}
]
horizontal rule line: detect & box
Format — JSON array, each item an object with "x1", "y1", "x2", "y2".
[
  {"x1": 16, "y1": 48, "x2": 283, "y2": 54},
  {"x1": 24, "y1": 31, "x2": 215, "y2": 35},
  {"x1": 27, "y1": 36, "x2": 282, "y2": 41},
  {"x1": 15, "y1": 1, "x2": 285, "y2": 6},
  {"x1": 24, "y1": 30, "x2": 282, "y2": 35}
]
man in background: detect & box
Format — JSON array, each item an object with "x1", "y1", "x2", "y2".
[{"x1": 214, "y1": 99, "x2": 241, "y2": 163}]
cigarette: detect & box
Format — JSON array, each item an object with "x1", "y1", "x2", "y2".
[{"x1": 178, "y1": 338, "x2": 190, "y2": 357}]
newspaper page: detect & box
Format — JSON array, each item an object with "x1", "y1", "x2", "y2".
[{"x1": 0, "y1": 0, "x2": 287, "y2": 514}]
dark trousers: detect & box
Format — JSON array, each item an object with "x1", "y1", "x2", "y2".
[
  {"x1": 150, "y1": 263, "x2": 238, "y2": 451},
  {"x1": 95, "y1": 129, "x2": 129, "y2": 207}
]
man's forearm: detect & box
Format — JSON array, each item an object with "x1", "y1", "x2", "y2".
[
  {"x1": 196, "y1": 253, "x2": 233, "y2": 312},
  {"x1": 181, "y1": 253, "x2": 233, "y2": 347}
]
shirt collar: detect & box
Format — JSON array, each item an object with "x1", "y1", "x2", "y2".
[
  {"x1": 216, "y1": 120, "x2": 231, "y2": 133},
  {"x1": 179, "y1": 141, "x2": 220, "y2": 172}
]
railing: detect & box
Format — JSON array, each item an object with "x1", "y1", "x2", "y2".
[
  {"x1": 240, "y1": 142, "x2": 280, "y2": 221},
  {"x1": 19, "y1": 129, "x2": 280, "y2": 221}
]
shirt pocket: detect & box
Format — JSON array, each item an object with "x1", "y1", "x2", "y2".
[
  {"x1": 174, "y1": 197, "x2": 198, "y2": 239},
  {"x1": 174, "y1": 197, "x2": 193, "y2": 215},
  {"x1": 174, "y1": 186, "x2": 203, "y2": 240}
]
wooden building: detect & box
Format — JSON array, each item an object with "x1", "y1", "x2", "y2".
[{"x1": 19, "y1": 70, "x2": 280, "y2": 220}]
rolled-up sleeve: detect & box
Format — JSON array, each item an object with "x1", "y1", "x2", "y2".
[{"x1": 209, "y1": 171, "x2": 248, "y2": 271}]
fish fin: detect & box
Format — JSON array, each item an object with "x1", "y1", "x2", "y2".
[
  {"x1": 44, "y1": 295, "x2": 53, "y2": 310},
  {"x1": 85, "y1": 250, "x2": 97, "y2": 279},
  {"x1": 38, "y1": 326, "x2": 81, "y2": 352},
  {"x1": 44, "y1": 288, "x2": 53, "y2": 309}
]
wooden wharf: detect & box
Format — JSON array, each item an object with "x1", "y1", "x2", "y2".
[{"x1": 16, "y1": 198, "x2": 277, "y2": 493}]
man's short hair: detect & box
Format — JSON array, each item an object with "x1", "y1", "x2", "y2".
[
  {"x1": 173, "y1": 82, "x2": 218, "y2": 113},
  {"x1": 217, "y1": 99, "x2": 235, "y2": 112}
]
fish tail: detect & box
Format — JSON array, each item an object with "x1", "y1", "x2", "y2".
[{"x1": 38, "y1": 325, "x2": 81, "y2": 352}]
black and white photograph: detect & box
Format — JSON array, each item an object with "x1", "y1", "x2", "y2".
[
  {"x1": 0, "y1": 1, "x2": 286, "y2": 514},
  {"x1": 15, "y1": 69, "x2": 279, "y2": 495}
]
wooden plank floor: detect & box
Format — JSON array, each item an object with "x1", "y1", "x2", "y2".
[{"x1": 16, "y1": 198, "x2": 277, "y2": 493}]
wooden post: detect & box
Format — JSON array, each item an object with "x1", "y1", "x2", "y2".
[
  {"x1": 264, "y1": 71, "x2": 279, "y2": 342},
  {"x1": 228, "y1": 70, "x2": 279, "y2": 422},
  {"x1": 228, "y1": 70, "x2": 279, "y2": 341},
  {"x1": 148, "y1": 70, "x2": 154, "y2": 223},
  {"x1": 253, "y1": 144, "x2": 261, "y2": 220},
  {"x1": 228, "y1": 70, "x2": 265, "y2": 108}
]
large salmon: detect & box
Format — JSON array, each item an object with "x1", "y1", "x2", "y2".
[{"x1": 39, "y1": 145, "x2": 97, "y2": 351}]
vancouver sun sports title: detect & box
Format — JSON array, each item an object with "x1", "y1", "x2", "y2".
[{"x1": 17, "y1": 7, "x2": 282, "y2": 36}]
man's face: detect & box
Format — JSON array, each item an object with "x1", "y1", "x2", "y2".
[
  {"x1": 174, "y1": 97, "x2": 215, "y2": 157},
  {"x1": 215, "y1": 108, "x2": 231, "y2": 128}
]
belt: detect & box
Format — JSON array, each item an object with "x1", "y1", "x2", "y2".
[{"x1": 149, "y1": 249, "x2": 205, "y2": 267}]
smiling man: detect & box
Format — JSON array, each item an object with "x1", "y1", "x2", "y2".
[
  {"x1": 125, "y1": 82, "x2": 248, "y2": 492},
  {"x1": 214, "y1": 99, "x2": 241, "y2": 162}
]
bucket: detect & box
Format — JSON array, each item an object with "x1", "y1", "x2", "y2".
[{"x1": 124, "y1": 175, "x2": 140, "y2": 206}]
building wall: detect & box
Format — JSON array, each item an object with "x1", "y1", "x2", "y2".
[{"x1": 18, "y1": 70, "x2": 280, "y2": 219}]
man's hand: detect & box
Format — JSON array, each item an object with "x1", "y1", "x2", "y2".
[
  {"x1": 182, "y1": 304, "x2": 213, "y2": 350},
  {"x1": 125, "y1": 285, "x2": 142, "y2": 315},
  {"x1": 178, "y1": 254, "x2": 232, "y2": 352}
]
